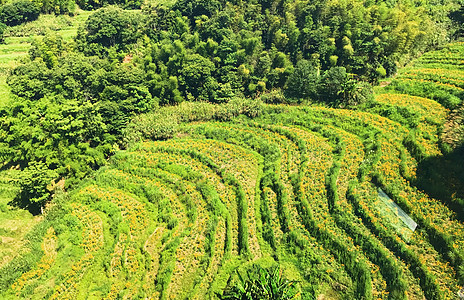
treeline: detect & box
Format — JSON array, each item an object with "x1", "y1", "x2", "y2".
[
  {"x1": 0, "y1": 0, "x2": 138, "y2": 25},
  {"x1": 1, "y1": 0, "x2": 464, "y2": 206}
]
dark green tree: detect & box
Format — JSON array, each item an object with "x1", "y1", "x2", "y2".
[
  {"x1": 77, "y1": 6, "x2": 143, "y2": 54},
  {"x1": 32, "y1": 0, "x2": 75, "y2": 15},
  {"x1": 179, "y1": 53, "x2": 216, "y2": 100},
  {"x1": 319, "y1": 66, "x2": 353, "y2": 104},
  {"x1": 173, "y1": 0, "x2": 223, "y2": 20},
  {"x1": 14, "y1": 161, "x2": 58, "y2": 215},
  {"x1": 285, "y1": 59, "x2": 319, "y2": 100},
  {"x1": 143, "y1": 4, "x2": 190, "y2": 41},
  {"x1": 0, "y1": 0, "x2": 39, "y2": 26},
  {"x1": 319, "y1": 66, "x2": 372, "y2": 107},
  {"x1": 450, "y1": 6, "x2": 464, "y2": 38}
]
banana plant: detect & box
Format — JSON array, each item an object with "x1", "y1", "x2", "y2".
[{"x1": 217, "y1": 264, "x2": 300, "y2": 299}]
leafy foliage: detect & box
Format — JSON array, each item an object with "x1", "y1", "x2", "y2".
[
  {"x1": 219, "y1": 265, "x2": 300, "y2": 300},
  {"x1": 77, "y1": 6, "x2": 143, "y2": 54},
  {"x1": 0, "y1": 22, "x2": 6, "y2": 43},
  {"x1": 285, "y1": 59, "x2": 319, "y2": 101},
  {"x1": 319, "y1": 67, "x2": 373, "y2": 107},
  {"x1": 32, "y1": 0, "x2": 75, "y2": 15},
  {"x1": 14, "y1": 161, "x2": 58, "y2": 214},
  {"x1": 0, "y1": 0, "x2": 39, "y2": 26},
  {"x1": 285, "y1": 63, "x2": 373, "y2": 106},
  {"x1": 2, "y1": 44, "x2": 464, "y2": 298}
]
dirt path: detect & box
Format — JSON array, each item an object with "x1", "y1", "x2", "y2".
[{"x1": 441, "y1": 104, "x2": 464, "y2": 148}]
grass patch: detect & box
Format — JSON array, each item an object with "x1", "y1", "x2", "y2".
[
  {"x1": 3, "y1": 11, "x2": 92, "y2": 41},
  {"x1": 0, "y1": 77, "x2": 11, "y2": 107},
  {"x1": 0, "y1": 169, "x2": 41, "y2": 268}
]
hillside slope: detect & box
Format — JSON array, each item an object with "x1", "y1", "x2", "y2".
[{"x1": 0, "y1": 43, "x2": 463, "y2": 299}]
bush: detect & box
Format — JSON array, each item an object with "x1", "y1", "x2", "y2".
[
  {"x1": 123, "y1": 98, "x2": 263, "y2": 146},
  {"x1": 376, "y1": 66, "x2": 387, "y2": 78},
  {"x1": 218, "y1": 264, "x2": 300, "y2": 300},
  {"x1": 4, "y1": 14, "x2": 73, "y2": 37},
  {"x1": 260, "y1": 89, "x2": 286, "y2": 104},
  {"x1": 124, "y1": 111, "x2": 180, "y2": 145},
  {"x1": 33, "y1": 0, "x2": 75, "y2": 15}
]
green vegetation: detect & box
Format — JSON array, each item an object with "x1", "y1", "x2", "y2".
[
  {"x1": 0, "y1": 9, "x2": 92, "y2": 295},
  {"x1": 13, "y1": 161, "x2": 58, "y2": 214},
  {"x1": 1, "y1": 0, "x2": 462, "y2": 186},
  {"x1": 0, "y1": 0, "x2": 463, "y2": 299},
  {"x1": 218, "y1": 264, "x2": 299, "y2": 299},
  {"x1": 0, "y1": 10, "x2": 91, "y2": 108},
  {"x1": 0, "y1": 0, "x2": 40, "y2": 26}
]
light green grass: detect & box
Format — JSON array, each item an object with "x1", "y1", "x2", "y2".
[
  {"x1": 0, "y1": 169, "x2": 41, "y2": 268},
  {"x1": 0, "y1": 39, "x2": 27, "y2": 106},
  {"x1": 0, "y1": 77, "x2": 11, "y2": 106},
  {"x1": 4, "y1": 10, "x2": 91, "y2": 40},
  {"x1": 146, "y1": 0, "x2": 177, "y2": 6}
]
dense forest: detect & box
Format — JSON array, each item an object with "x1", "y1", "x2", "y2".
[{"x1": 0, "y1": 0, "x2": 463, "y2": 298}]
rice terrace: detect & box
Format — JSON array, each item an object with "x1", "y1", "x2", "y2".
[{"x1": 0, "y1": 1, "x2": 464, "y2": 300}]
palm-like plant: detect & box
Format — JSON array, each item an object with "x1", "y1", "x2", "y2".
[{"x1": 218, "y1": 264, "x2": 300, "y2": 300}]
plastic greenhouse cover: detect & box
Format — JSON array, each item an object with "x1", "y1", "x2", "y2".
[{"x1": 378, "y1": 188, "x2": 417, "y2": 232}]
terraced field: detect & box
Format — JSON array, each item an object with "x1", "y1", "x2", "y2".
[{"x1": 2, "y1": 44, "x2": 464, "y2": 299}]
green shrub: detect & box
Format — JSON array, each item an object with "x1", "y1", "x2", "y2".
[
  {"x1": 218, "y1": 264, "x2": 300, "y2": 300},
  {"x1": 123, "y1": 98, "x2": 263, "y2": 146},
  {"x1": 4, "y1": 14, "x2": 72, "y2": 37},
  {"x1": 33, "y1": 0, "x2": 75, "y2": 15},
  {"x1": 0, "y1": 22, "x2": 6, "y2": 43},
  {"x1": 375, "y1": 66, "x2": 387, "y2": 78},
  {"x1": 260, "y1": 89, "x2": 286, "y2": 104},
  {"x1": 319, "y1": 67, "x2": 373, "y2": 107}
]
